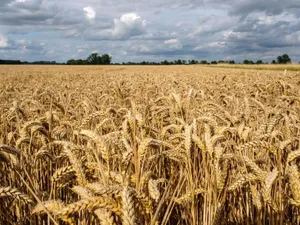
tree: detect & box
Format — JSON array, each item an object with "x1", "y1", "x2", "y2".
[
  {"x1": 87, "y1": 53, "x2": 100, "y2": 65},
  {"x1": 161, "y1": 60, "x2": 170, "y2": 65},
  {"x1": 211, "y1": 61, "x2": 218, "y2": 64},
  {"x1": 67, "y1": 59, "x2": 76, "y2": 65},
  {"x1": 243, "y1": 60, "x2": 250, "y2": 64},
  {"x1": 282, "y1": 54, "x2": 291, "y2": 64},
  {"x1": 76, "y1": 59, "x2": 87, "y2": 65},
  {"x1": 277, "y1": 54, "x2": 291, "y2": 64},
  {"x1": 272, "y1": 60, "x2": 277, "y2": 64},
  {"x1": 256, "y1": 60, "x2": 263, "y2": 64},
  {"x1": 67, "y1": 59, "x2": 86, "y2": 65},
  {"x1": 101, "y1": 54, "x2": 112, "y2": 64},
  {"x1": 85, "y1": 53, "x2": 112, "y2": 65},
  {"x1": 0, "y1": 59, "x2": 22, "y2": 64},
  {"x1": 67, "y1": 53, "x2": 112, "y2": 65},
  {"x1": 174, "y1": 59, "x2": 182, "y2": 65},
  {"x1": 277, "y1": 56, "x2": 283, "y2": 64},
  {"x1": 188, "y1": 60, "x2": 198, "y2": 64}
]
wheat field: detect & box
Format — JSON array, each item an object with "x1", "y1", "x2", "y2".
[
  {"x1": 0, "y1": 65, "x2": 300, "y2": 225},
  {"x1": 208, "y1": 64, "x2": 300, "y2": 71}
]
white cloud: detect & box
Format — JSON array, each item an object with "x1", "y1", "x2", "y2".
[
  {"x1": 193, "y1": 45, "x2": 203, "y2": 51},
  {"x1": 132, "y1": 45, "x2": 151, "y2": 53},
  {"x1": 83, "y1": 6, "x2": 96, "y2": 21},
  {"x1": 0, "y1": 35, "x2": 8, "y2": 48},
  {"x1": 164, "y1": 39, "x2": 178, "y2": 44},
  {"x1": 110, "y1": 13, "x2": 146, "y2": 39},
  {"x1": 16, "y1": 0, "x2": 28, "y2": 3},
  {"x1": 193, "y1": 41, "x2": 226, "y2": 51},
  {"x1": 222, "y1": 30, "x2": 233, "y2": 39},
  {"x1": 164, "y1": 39, "x2": 182, "y2": 50},
  {"x1": 88, "y1": 13, "x2": 147, "y2": 40}
]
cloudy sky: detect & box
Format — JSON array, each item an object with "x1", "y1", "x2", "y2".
[{"x1": 0, "y1": 0, "x2": 300, "y2": 63}]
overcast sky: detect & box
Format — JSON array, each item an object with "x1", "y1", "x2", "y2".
[{"x1": 0, "y1": 0, "x2": 300, "y2": 63}]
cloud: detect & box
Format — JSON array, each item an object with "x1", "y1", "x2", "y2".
[
  {"x1": 7, "y1": 39, "x2": 47, "y2": 53},
  {"x1": 87, "y1": 13, "x2": 147, "y2": 40},
  {"x1": 0, "y1": 0, "x2": 59, "y2": 26},
  {"x1": 227, "y1": 0, "x2": 300, "y2": 18},
  {"x1": 83, "y1": 6, "x2": 96, "y2": 21},
  {"x1": 164, "y1": 39, "x2": 182, "y2": 50},
  {"x1": 131, "y1": 44, "x2": 151, "y2": 53},
  {"x1": 190, "y1": 16, "x2": 235, "y2": 37},
  {"x1": 1, "y1": 0, "x2": 300, "y2": 63},
  {"x1": 164, "y1": 39, "x2": 178, "y2": 44},
  {"x1": 285, "y1": 31, "x2": 300, "y2": 45},
  {"x1": 0, "y1": 34, "x2": 8, "y2": 48},
  {"x1": 193, "y1": 42, "x2": 226, "y2": 51},
  {"x1": 111, "y1": 13, "x2": 146, "y2": 38}
]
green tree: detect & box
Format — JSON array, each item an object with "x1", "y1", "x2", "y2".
[
  {"x1": 87, "y1": 53, "x2": 100, "y2": 65},
  {"x1": 174, "y1": 59, "x2": 182, "y2": 65},
  {"x1": 277, "y1": 54, "x2": 291, "y2": 64},
  {"x1": 256, "y1": 60, "x2": 263, "y2": 64},
  {"x1": 161, "y1": 60, "x2": 170, "y2": 65},
  {"x1": 277, "y1": 56, "x2": 283, "y2": 64},
  {"x1": 101, "y1": 54, "x2": 112, "y2": 64},
  {"x1": 282, "y1": 54, "x2": 291, "y2": 63},
  {"x1": 67, "y1": 59, "x2": 76, "y2": 65}
]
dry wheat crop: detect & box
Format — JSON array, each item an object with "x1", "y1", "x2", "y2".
[{"x1": 0, "y1": 65, "x2": 300, "y2": 225}]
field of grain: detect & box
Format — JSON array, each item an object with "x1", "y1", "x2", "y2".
[
  {"x1": 0, "y1": 65, "x2": 300, "y2": 225},
  {"x1": 208, "y1": 63, "x2": 300, "y2": 71}
]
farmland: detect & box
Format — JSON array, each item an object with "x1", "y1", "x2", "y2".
[
  {"x1": 0, "y1": 65, "x2": 300, "y2": 225},
  {"x1": 207, "y1": 63, "x2": 300, "y2": 71}
]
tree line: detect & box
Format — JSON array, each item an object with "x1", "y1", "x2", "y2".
[
  {"x1": 243, "y1": 54, "x2": 291, "y2": 65},
  {"x1": 67, "y1": 53, "x2": 111, "y2": 65},
  {"x1": 0, "y1": 53, "x2": 294, "y2": 65},
  {"x1": 120, "y1": 54, "x2": 292, "y2": 65},
  {"x1": 67, "y1": 53, "x2": 292, "y2": 65},
  {"x1": 0, "y1": 59, "x2": 59, "y2": 65},
  {"x1": 119, "y1": 59, "x2": 236, "y2": 65}
]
